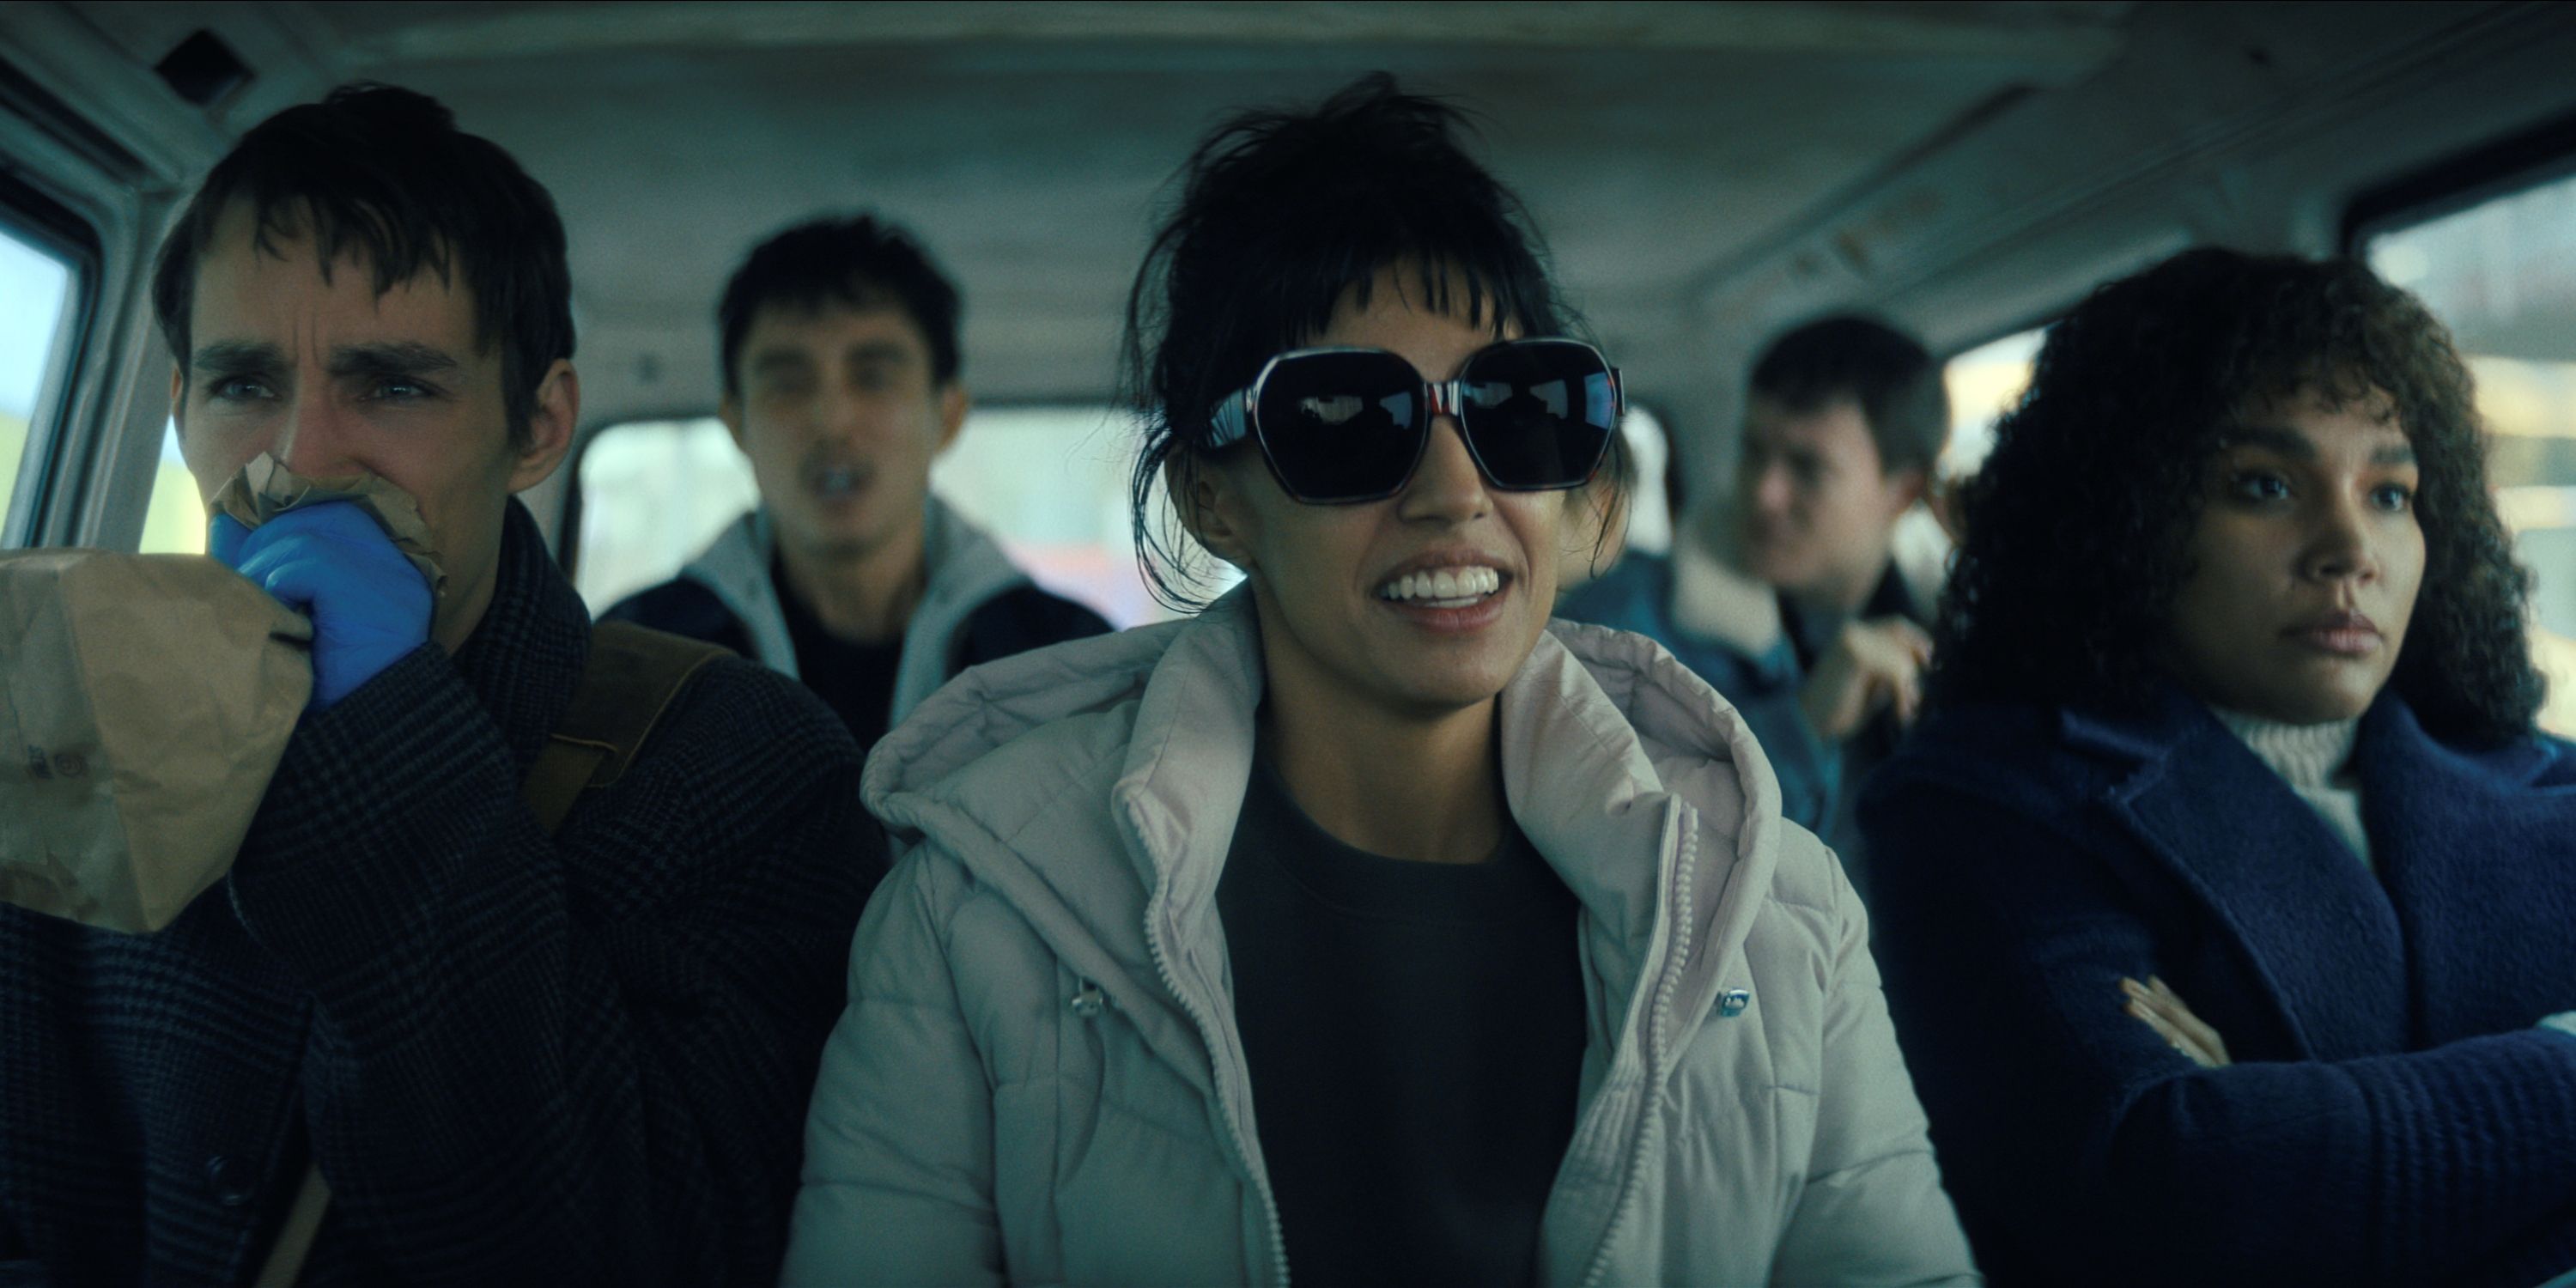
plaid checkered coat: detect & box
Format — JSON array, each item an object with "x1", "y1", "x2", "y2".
[{"x1": 0, "y1": 503, "x2": 882, "y2": 1285}]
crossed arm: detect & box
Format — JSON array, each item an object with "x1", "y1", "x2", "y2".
[{"x1": 1869, "y1": 788, "x2": 2576, "y2": 1286}]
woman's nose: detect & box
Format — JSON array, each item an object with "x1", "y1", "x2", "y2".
[
  {"x1": 2302, "y1": 496, "x2": 2380, "y2": 584},
  {"x1": 1397, "y1": 417, "x2": 1492, "y2": 521}
]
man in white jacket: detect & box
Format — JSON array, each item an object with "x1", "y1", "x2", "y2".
[{"x1": 609, "y1": 215, "x2": 1109, "y2": 755}]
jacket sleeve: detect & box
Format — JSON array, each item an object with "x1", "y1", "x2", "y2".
[
  {"x1": 782, "y1": 844, "x2": 1006, "y2": 1286},
  {"x1": 1867, "y1": 783, "x2": 2576, "y2": 1286},
  {"x1": 1770, "y1": 837, "x2": 1983, "y2": 1287},
  {"x1": 226, "y1": 648, "x2": 877, "y2": 1287}
]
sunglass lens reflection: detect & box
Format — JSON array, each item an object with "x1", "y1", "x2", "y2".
[
  {"x1": 1461, "y1": 343, "x2": 1615, "y2": 489},
  {"x1": 1257, "y1": 351, "x2": 1426, "y2": 501}
]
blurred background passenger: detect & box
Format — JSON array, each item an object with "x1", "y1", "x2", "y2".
[
  {"x1": 609, "y1": 216, "x2": 1109, "y2": 756},
  {"x1": 1862, "y1": 248, "x2": 2576, "y2": 1286},
  {"x1": 782, "y1": 76, "x2": 1976, "y2": 1286},
  {"x1": 1559, "y1": 316, "x2": 1948, "y2": 886}
]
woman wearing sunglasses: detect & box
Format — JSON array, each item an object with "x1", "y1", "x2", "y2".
[
  {"x1": 1861, "y1": 250, "x2": 2576, "y2": 1286},
  {"x1": 782, "y1": 76, "x2": 1976, "y2": 1286}
]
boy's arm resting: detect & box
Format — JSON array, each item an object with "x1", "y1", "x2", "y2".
[
  {"x1": 226, "y1": 649, "x2": 879, "y2": 1286},
  {"x1": 782, "y1": 847, "x2": 1006, "y2": 1287},
  {"x1": 1868, "y1": 782, "x2": 2576, "y2": 1285},
  {"x1": 1771, "y1": 842, "x2": 1981, "y2": 1287}
]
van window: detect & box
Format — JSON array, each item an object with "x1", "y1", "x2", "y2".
[
  {"x1": 571, "y1": 416, "x2": 764, "y2": 614},
  {"x1": 571, "y1": 404, "x2": 1680, "y2": 626},
  {"x1": 0, "y1": 221, "x2": 77, "y2": 539},
  {"x1": 1941, "y1": 326, "x2": 2047, "y2": 483},
  {"x1": 569, "y1": 407, "x2": 1200, "y2": 627},
  {"x1": 2364, "y1": 169, "x2": 2576, "y2": 736},
  {"x1": 925, "y1": 406, "x2": 1203, "y2": 629},
  {"x1": 136, "y1": 421, "x2": 208, "y2": 555}
]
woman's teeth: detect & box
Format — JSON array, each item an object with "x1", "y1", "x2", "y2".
[{"x1": 1378, "y1": 566, "x2": 1504, "y2": 605}]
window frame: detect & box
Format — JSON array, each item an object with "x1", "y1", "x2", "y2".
[
  {"x1": 0, "y1": 40, "x2": 201, "y2": 556},
  {"x1": 0, "y1": 168, "x2": 104, "y2": 549},
  {"x1": 2342, "y1": 107, "x2": 2576, "y2": 255},
  {"x1": 551, "y1": 398, "x2": 1117, "y2": 581},
  {"x1": 556, "y1": 402, "x2": 1194, "y2": 627},
  {"x1": 1941, "y1": 312, "x2": 2063, "y2": 370}
]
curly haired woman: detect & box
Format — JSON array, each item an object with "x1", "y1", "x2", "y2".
[{"x1": 1862, "y1": 246, "x2": 2576, "y2": 1287}]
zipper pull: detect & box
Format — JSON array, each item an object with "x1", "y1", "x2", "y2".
[{"x1": 1070, "y1": 983, "x2": 1105, "y2": 1019}]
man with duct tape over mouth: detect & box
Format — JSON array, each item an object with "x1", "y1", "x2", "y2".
[{"x1": 0, "y1": 83, "x2": 883, "y2": 1285}]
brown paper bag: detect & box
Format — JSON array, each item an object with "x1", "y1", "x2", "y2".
[
  {"x1": 0, "y1": 552, "x2": 314, "y2": 932},
  {"x1": 1, "y1": 458, "x2": 450, "y2": 933}
]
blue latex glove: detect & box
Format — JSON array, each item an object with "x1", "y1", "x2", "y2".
[
  {"x1": 209, "y1": 511, "x2": 250, "y2": 567},
  {"x1": 214, "y1": 502, "x2": 433, "y2": 708}
]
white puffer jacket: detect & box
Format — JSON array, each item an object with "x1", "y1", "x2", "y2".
[{"x1": 783, "y1": 592, "x2": 1978, "y2": 1286}]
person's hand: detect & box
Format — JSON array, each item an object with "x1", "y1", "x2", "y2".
[
  {"x1": 2123, "y1": 975, "x2": 2232, "y2": 1068},
  {"x1": 214, "y1": 502, "x2": 433, "y2": 708},
  {"x1": 1798, "y1": 615, "x2": 1933, "y2": 742}
]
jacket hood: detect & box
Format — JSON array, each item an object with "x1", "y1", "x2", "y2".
[
  {"x1": 866, "y1": 590, "x2": 1793, "y2": 1081},
  {"x1": 679, "y1": 495, "x2": 1031, "y2": 720}
]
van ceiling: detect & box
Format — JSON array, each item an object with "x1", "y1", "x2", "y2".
[{"x1": 38, "y1": 1, "x2": 2576, "y2": 471}]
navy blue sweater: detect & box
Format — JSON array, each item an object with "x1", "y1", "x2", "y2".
[{"x1": 1862, "y1": 686, "x2": 2576, "y2": 1287}]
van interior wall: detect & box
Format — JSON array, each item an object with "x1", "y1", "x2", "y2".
[{"x1": 5, "y1": 1, "x2": 2576, "y2": 550}]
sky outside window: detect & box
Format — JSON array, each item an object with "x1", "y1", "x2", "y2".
[
  {"x1": 0, "y1": 225, "x2": 74, "y2": 538},
  {"x1": 2368, "y1": 167, "x2": 2576, "y2": 736}
]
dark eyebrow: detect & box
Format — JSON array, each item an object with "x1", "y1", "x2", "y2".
[
  {"x1": 750, "y1": 349, "x2": 817, "y2": 374},
  {"x1": 844, "y1": 340, "x2": 914, "y2": 367},
  {"x1": 2218, "y1": 424, "x2": 2313, "y2": 459},
  {"x1": 2221, "y1": 424, "x2": 2415, "y2": 467},
  {"x1": 191, "y1": 340, "x2": 284, "y2": 376},
  {"x1": 328, "y1": 342, "x2": 461, "y2": 380}
]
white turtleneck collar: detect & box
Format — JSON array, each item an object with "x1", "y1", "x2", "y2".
[{"x1": 2210, "y1": 708, "x2": 2372, "y2": 869}]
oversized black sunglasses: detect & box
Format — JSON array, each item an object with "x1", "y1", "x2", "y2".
[{"x1": 1205, "y1": 337, "x2": 1624, "y2": 504}]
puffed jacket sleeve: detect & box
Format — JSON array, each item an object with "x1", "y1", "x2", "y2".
[
  {"x1": 1770, "y1": 841, "x2": 1982, "y2": 1286},
  {"x1": 781, "y1": 848, "x2": 1006, "y2": 1287}
]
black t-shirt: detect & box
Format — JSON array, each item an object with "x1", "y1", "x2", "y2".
[
  {"x1": 772, "y1": 557, "x2": 906, "y2": 756},
  {"x1": 1216, "y1": 750, "x2": 1587, "y2": 1288}
]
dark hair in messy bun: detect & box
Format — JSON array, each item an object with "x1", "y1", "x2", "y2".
[{"x1": 1121, "y1": 73, "x2": 1593, "y2": 609}]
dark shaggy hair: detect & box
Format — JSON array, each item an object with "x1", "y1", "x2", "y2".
[
  {"x1": 718, "y1": 214, "x2": 963, "y2": 398},
  {"x1": 1120, "y1": 72, "x2": 1602, "y2": 609},
  {"x1": 1749, "y1": 315, "x2": 1949, "y2": 476},
  {"x1": 153, "y1": 83, "x2": 574, "y2": 447},
  {"x1": 1934, "y1": 246, "x2": 2540, "y2": 745}
]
